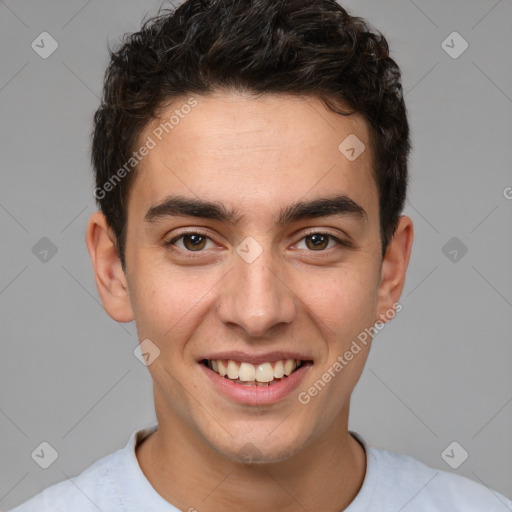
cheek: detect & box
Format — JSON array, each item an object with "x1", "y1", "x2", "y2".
[
  {"x1": 298, "y1": 267, "x2": 379, "y2": 340},
  {"x1": 129, "y1": 261, "x2": 220, "y2": 345}
]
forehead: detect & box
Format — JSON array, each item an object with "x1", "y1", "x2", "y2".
[{"x1": 128, "y1": 92, "x2": 378, "y2": 227}]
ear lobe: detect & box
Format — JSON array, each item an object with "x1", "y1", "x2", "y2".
[
  {"x1": 85, "y1": 211, "x2": 134, "y2": 323},
  {"x1": 375, "y1": 215, "x2": 414, "y2": 323}
]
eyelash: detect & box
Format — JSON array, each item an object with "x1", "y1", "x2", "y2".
[
  {"x1": 164, "y1": 230, "x2": 214, "y2": 251},
  {"x1": 164, "y1": 230, "x2": 351, "y2": 253}
]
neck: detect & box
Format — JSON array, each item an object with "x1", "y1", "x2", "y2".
[{"x1": 136, "y1": 404, "x2": 366, "y2": 511}]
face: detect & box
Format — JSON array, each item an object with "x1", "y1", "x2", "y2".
[{"x1": 87, "y1": 91, "x2": 413, "y2": 463}]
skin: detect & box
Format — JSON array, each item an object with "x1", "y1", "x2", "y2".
[{"x1": 86, "y1": 91, "x2": 413, "y2": 511}]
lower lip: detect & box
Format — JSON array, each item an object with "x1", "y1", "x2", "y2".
[{"x1": 200, "y1": 362, "x2": 312, "y2": 406}]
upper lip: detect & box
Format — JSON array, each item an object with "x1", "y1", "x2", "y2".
[{"x1": 199, "y1": 351, "x2": 313, "y2": 365}]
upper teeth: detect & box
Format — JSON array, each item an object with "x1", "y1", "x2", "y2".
[{"x1": 210, "y1": 359, "x2": 300, "y2": 383}]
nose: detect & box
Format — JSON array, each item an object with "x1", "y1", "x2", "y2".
[{"x1": 215, "y1": 246, "x2": 297, "y2": 338}]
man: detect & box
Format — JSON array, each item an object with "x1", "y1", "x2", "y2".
[{"x1": 11, "y1": 0, "x2": 512, "y2": 510}]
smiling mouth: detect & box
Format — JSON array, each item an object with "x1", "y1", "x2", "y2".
[{"x1": 202, "y1": 359, "x2": 312, "y2": 386}]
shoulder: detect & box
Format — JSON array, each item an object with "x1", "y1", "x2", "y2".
[
  {"x1": 368, "y1": 446, "x2": 512, "y2": 511},
  {"x1": 9, "y1": 448, "x2": 121, "y2": 512}
]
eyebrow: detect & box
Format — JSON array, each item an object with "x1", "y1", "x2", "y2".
[{"x1": 144, "y1": 194, "x2": 368, "y2": 226}]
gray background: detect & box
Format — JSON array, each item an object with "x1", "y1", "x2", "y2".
[{"x1": 1, "y1": 0, "x2": 511, "y2": 509}]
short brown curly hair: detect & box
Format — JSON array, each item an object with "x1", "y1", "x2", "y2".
[{"x1": 91, "y1": 0, "x2": 410, "y2": 271}]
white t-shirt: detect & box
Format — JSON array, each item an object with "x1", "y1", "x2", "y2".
[{"x1": 9, "y1": 423, "x2": 512, "y2": 511}]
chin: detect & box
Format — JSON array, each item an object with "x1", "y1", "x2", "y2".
[{"x1": 206, "y1": 422, "x2": 312, "y2": 465}]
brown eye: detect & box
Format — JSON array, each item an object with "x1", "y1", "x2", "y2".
[
  {"x1": 165, "y1": 232, "x2": 213, "y2": 252},
  {"x1": 305, "y1": 233, "x2": 329, "y2": 250},
  {"x1": 295, "y1": 232, "x2": 351, "y2": 252},
  {"x1": 182, "y1": 234, "x2": 207, "y2": 251}
]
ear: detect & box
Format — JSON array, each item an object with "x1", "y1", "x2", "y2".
[
  {"x1": 85, "y1": 211, "x2": 134, "y2": 323},
  {"x1": 375, "y1": 215, "x2": 414, "y2": 323}
]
